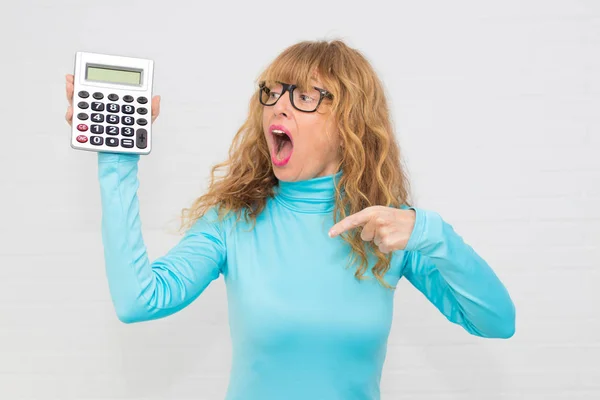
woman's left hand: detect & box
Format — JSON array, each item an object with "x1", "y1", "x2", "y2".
[{"x1": 328, "y1": 206, "x2": 417, "y2": 253}]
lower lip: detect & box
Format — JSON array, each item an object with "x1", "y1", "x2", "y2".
[{"x1": 271, "y1": 141, "x2": 292, "y2": 167}]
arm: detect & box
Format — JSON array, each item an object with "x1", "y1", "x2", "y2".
[
  {"x1": 399, "y1": 206, "x2": 515, "y2": 338},
  {"x1": 97, "y1": 152, "x2": 226, "y2": 324}
]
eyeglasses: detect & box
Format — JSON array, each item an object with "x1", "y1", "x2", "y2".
[{"x1": 259, "y1": 81, "x2": 333, "y2": 113}]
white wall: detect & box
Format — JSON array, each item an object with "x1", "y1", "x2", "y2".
[{"x1": 1, "y1": 0, "x2": 598, "y2": 399}]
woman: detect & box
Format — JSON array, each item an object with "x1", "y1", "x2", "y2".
[{"x1": 65, "y1": 39, "x2": 515, "y2": 400}]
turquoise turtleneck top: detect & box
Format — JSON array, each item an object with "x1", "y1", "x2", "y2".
[{"x1": 97, "y1": 152, "x2": 515, "y2": 400}]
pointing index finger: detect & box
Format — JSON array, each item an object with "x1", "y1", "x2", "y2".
[{"x1": 328, "y1": 208, "x2": 374, "y2": 238}]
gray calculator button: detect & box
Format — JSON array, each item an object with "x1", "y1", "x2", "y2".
[
  {"x1": 91, "y1": 102, "x2": 104, "y2": 111},
  {"x1": 106, "y1": 126, "x2": 119, "y2": 135},
  {"x1": 77, "y1": 113, "x2": 88, "y2": 120},
  {"x1": 91, "y1": 124, "x2": 104, "y2": 134},
  {"x1": 93, "y1": 92, "x2": 104, "y2": 100},
  {"x1": 107, "y1": 103, "x2": 120, "y2": 113},
  {"x1": 106, "y1": 137, "x2": 119, "y2": 147},
  {"x1": 91, "y1": 113, "x2": 104, "y2": 123},
  {"x1": 107, "y1": 115, "x2": 119, "y2": 124},
  {"x1": 90, "y1": 136, "x2": 103, "y2": 146},
  {"x1": 77, "y1": 101, "x2": 89, "y2": 109},
  {"x1": 137, "y1": 118, "x2": 147, "y2": 126},
  {"x1": 122, "y1": 105, "x2": 135, "y2": 114},
  {"x1": 123, "y1": 95, "x2": 134, "y2": 103},
  {"x1": 137, "y1": 96, "x2": 148, "y2": 104},
  {"x1": 121, "y1": 139, "x2": 134, "y2": 148},
  {"x1": 137, "y1": 107, "x2": 148, "y2": 115},
  {"x1": 122, "y1": 127, "x2": 134, "y2": 137},
  {"x1": 78, "y1": 91, "x2": 89, "y2": 98},
  {"x1": 136, "y1": 128, "x2": 147, "y2": 149},
  {"x1": 108, "y1": 93, "x2": 119, "y2": 101}
]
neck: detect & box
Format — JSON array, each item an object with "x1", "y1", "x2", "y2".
[{"x1": 273, "y1": 170, "x2": 343, "y2": 213}]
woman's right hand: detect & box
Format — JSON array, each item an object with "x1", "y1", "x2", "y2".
[{"x1": 64, "y1": 74, "x2": 161, "y2": 126}]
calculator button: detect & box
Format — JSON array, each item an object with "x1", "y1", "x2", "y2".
[
  {"x1": 137, "y1": 118, "x2": 148, "y2": 126},
  {"x1": 123, "y1": 95, "x2": 134, "y2": 103},
  {"x1": 122, "y1": 116, "x2": 135, "y2": 126},
  {"x1": 121, "y1": 139, "x2": 134, "y2": 148},
  {"x1": 91, "y1": 102, "x2": 105, "y2": 111},
  {"x1": 106, "y1": 126, "x2": 119, "y2": 135},
  {"x1": 106, "y1": 137, "x2": 119, "y2": 147},
  {"x1": 78, "y1": 91, "x2": 89, "y2": 98},
  {"x1": 107, "y1": 103, "x2": 120, "y2": 113},
  {"x1": 122, "y1": 105, "x2": 135, "y2": 114},
  {"x1": 137, "y1": 96, "x2": 148, "y2": 104},
  {"x1": 107, "y1": 115, "x2": 119, "y2": 124},
  {"x1": 137, "y1": 107, "x2": 148, "y2": 115},
  {"x1": 91, "y1": 113, "x2": 104, "y2": 123},
  {"x1": 93, "y1": 92, "x2": 104, "y2": 100},
  {"x1": 90, "y1": 136, "x2": 103, "y2": 146},
  {"x1": 108, "y1": 93, "x2": 119, "y2": 101},
  {"x1": 76, "y1": 124, "x2": 88, "y2": 131},
  {"x1": 77, "y1": 113, "x2": 89, "y2": 120},
  {"x1": 91, "y1": 124, "x2": 104, "y2": 134},
  {"x1": 136, "y1": 128, "x2": 147, "y2": 149},
  {"x1": 77, "y1": 101, "x2": 89, "y2": 109},
  {"x1": 122, "y1": 127, "x2": 134, "y2": 137},
  {"x1": 76, "y1": 135, "x2": 88, "y2": 143}
]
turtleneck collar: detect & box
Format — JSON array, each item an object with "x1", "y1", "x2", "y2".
[{"x1": 273, "y1": 170, "x2": 343, "y2": 214}]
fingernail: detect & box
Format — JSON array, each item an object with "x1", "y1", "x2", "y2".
[{"x1": 328, "y1": 230, "x2": 335, "y2": 237}]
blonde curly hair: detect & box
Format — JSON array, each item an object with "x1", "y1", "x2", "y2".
[{"x1": 178, "y1": 39, "x2": 413, "y2": 289}]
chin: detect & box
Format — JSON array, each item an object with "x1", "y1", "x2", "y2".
[{"x1": 272, "y1": 167, "x2": 295, "y2": 182}]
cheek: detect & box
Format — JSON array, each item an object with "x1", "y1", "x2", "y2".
[
  {"x1": 317, "y1": 121, "x2": 339, "y2": 151},
  {"x1": 302, "y1": 126, "x2": 328, "y2": 151},
  {"x1": 301, "y1": 130, "x2": 337, "y2": 162},
  {"x1": 308, "y1": 115, "x2": 333, "y2": 139},
  {"x1": 296, "y1": 115, "x2": 339, "y2": 155}
]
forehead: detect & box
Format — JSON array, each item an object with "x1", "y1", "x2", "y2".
[
  {"x1": 261, "y1": 63, "x2": 325, "y2": 88},
  {"x1": 266, "y1": 78, "x2": 324, "y2": 89}
]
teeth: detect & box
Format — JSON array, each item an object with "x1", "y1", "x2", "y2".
[{"x1": 272, "y1": 129, "x2": 287, "y2": 136}]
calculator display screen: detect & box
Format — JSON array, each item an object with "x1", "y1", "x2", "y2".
[{"x1": 86, "y1": 66, "x2": 141, "y2": 85}]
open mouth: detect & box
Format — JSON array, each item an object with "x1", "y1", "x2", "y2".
[{"x1": 271, "y1": 129, "x2": 294, "y2": 164}]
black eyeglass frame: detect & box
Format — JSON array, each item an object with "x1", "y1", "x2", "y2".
[{"x1": 258, "y1": 81, "x2": 334, "y2": 113}]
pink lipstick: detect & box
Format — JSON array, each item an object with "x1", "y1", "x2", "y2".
[{"x1": 269, "y1": 124, "x2": 294, "y2": 167}]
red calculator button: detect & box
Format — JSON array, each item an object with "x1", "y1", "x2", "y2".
[
  {"x1": 77, "y1": 124, "x2": 88, "y2": 131},
  {"x1": 76, "y1": 135, "x2": 88, "y2": 143}
]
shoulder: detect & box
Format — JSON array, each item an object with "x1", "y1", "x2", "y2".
[{"x1": 187, "y1": 204, "x2": 236, "y2": 237}]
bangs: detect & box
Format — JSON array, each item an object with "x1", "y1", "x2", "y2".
[{"x1": 258, "y1": 43, "x2": 334, "y2": 93}]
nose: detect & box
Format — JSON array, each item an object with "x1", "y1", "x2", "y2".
[{"x1": 272, "y1": 89, "x2": 293, "y2": 116}]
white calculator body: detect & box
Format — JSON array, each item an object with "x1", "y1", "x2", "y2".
[{"x1": 70, "y1": 52, "x2": 154, "y2": 155}]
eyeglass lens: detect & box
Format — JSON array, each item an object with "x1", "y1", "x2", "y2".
[{"x1": 260, "y1": 83, "x2": 322, "y2": 112}]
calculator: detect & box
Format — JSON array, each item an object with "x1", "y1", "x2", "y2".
[{"x1": 70, "y1": 51, "x2": 154, "y2": 155}]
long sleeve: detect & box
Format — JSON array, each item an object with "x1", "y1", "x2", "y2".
[
  {"x1": 398, "y1": 206, "x2": 515, "y2": 338},
  {"x1": 97, "y1": 152, "x2": 226, "y2": 324}
]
